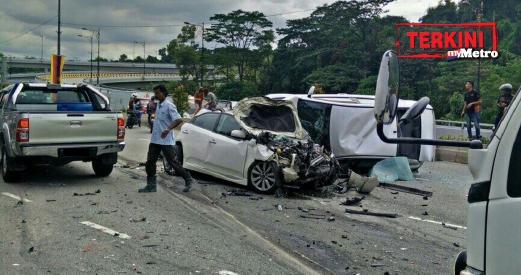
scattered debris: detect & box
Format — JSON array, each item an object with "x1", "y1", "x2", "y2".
[
  {"x1": 298, "y1": 207, "x2": 309, "y2": 213},
  {"x1": 453, "y1": 242, "x2": 460, "y2": 247},
  {"x1": 328, "y1": 216, "x2": 336, "y2": 222},
  {"x1": 422, "y1": 211, "x2": 429, "y2": 216},
  {"x1": 345, "y1": 208, "x2": 399, "y2": 218},
  {"x1": 341, "y1": 235, "x2": 348, "y2": 239},
  {"x1": 114, "y1": 233, "x2": 120, "y2": 237},
  {"x1": 90, "y1": 203, "x2": 98, "y2": 206},
  {"x1": 348, "y1": 171, "x2": 379, "y2": 194},
  {"x1": 17, "y1": 200, "x2": 23, "y2": 205},
  {"x1": 369, "y1": 156, "x2": 413, "y2": 183},
  {"x1": 46, "y1": 199, "x2": 56, "y2": 202},
  {"x1": 131, "y1": 175, "x2": 140, "y2": 179},
  {"x1": 21, "y1": 220, "x2": 26, "y2": 223},
  {"x1": 379, "y1": 182, "x2": 433, "y2": 198},
  {"x1": 131, "y1": 217, "x2": 147, "y2": 223},
  {"x1": 299, "y1": 214, "x2": 325, "y2": 220},
  {"x1": 142, "y1": 245, "x2": 158, "y2": 248},
  {"x1": 138, "y1": 163, "x2": 146, "y2": 167},
  {"x1": 122, "y1": 165, "x2": 130, "y2": 168},
  {"x1": 390, "y1": 191, "x2": 399, "y2": 195},
  {"x1": 97, "y1": 211, "x2": 110, "y2": 215},
  {"x1": 400, "y1": 248, "x2": 408, "y2": 251},
  {"x1": 333, "y1": 184, "x2": 348, "y2": 194},
  {"x1": 145, "y1": 261, "x2": 156, "y2": 265},
  {"x1": 249, "y1": 197, "x2": 262, "y2": 201},
  {"x1": 442, "y1": 223, "x2": 458, "y2": 230},
  {"x1": 28, "y1": 246, "x2": 34, "y2": 253},
  {"x1": 226, "y1": 189, "x2": 251, "y2": 196},
  {"x1": 95, "y1": 189, "x2": 101, "y2": 194},
  {"x1": 140, "y1": 236, "x2": 150, "y2": 240},
  {"x1": 341, "y1": 196, "x2": 365, "y2": 206},
  {"x1": 274, "y1": 188, "x2": 286, "y2": 198},
  {"x1": 277, "y1": 204, "x2": 283, "y2": 211},
  {"x1": 371, "y1": 263, "x2": 385, "y2": 267}
]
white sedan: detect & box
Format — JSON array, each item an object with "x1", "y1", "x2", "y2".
[{"x1": 165, "y1": 97, "x2": 339, "y2": 194}]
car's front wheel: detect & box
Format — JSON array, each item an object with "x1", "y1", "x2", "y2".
[{"x1": 248, "y1": 161, "x2": 280, "y2": 194}]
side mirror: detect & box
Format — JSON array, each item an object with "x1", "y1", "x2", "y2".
[
  {"x1": 374, "y1": 50, "x2": 400, "y2": 125},
  {"x1": 307, "y1": 86, "x2": 315, "y2": 98},
  {"x1": 231, "y1": 129, "x2": 246, "y2": 139},
  {"x1": 399, "y1": 97, "x2": 430, "y2": 125}
]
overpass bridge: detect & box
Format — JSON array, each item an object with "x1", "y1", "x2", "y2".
[{"x1": 2, "y1": 57, "x2": 179, "y2": 74}]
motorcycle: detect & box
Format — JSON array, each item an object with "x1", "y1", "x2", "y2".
[
  {"x1": 149, "y1": 113, "x2": 155, "y2": 133},
  {"x1": 125, "y1": 110, "x2": 141, "y2": 129}
]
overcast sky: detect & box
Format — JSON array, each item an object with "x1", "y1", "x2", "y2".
[{"x1": 0, "y1": 0, "x2": 444, "y2": 61}]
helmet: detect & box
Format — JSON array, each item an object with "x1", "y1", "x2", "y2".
[
  {"x1": 499, "y1": 83, "x2": 512, "y2": 91},
  {"x1": 132, "y1": 93, "x2": 138, "y2": 98}
]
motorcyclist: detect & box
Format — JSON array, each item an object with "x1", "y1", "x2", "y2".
[
  {"x1": 133, "y1": 100, "x2": 143, "y2": 127},
  {"x1": 147, "y1": 95, "x2": 157, "y2": 128}
]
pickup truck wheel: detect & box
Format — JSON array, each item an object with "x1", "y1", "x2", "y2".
[
  {"x1": 248, "y1": 161, "x2": 280, "y2": 194},
  {"x1": 163, "y1": 145, "x2": 182, "y2": 176},
  {"x1": 92, "y1": 159, "x2": 114, "y2": 177},
  {"x1": 1, "y1": 145, "x2": 21, "y2": 183}
]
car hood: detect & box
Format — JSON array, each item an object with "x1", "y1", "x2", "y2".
[{"x1": 233, "y1": 97, "x2": 307, "y2": 140}]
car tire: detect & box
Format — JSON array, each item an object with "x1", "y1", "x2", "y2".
[
  {"x1": 1, "y1": 144, "x2": 21, "y2": 183},
  {"x1": 92, "y1": 159, "x2": 114, "y2": 177},
  {"x1": 248, "y1": 161, "x2": 280, "y2": 194},
  {"x1": 163, "y1": 145, "x2": 183, "y2": 176}
]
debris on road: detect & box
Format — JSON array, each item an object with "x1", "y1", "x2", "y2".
[
  {"x1": 453, "y1": 242, "x2": 460, "y2": 247},
  {"x1": 298, "y1": 207, "x2": 309, "y2": 213},
  {"x1": 442, "y1": 223, "x2": 458, "y2": 230},
  {"x1": 46, "y1": 199, "x2": 56, "y2": 202},
  {"x1": 122, "y1": 164, "x2": 130, "y2": 168},
  {"x1": 371, "y1": 263, "x2": 386, "y2": 267},
  {"x1": 423, "y1": 196, "x2": 429, "y2": 200},
  {"x1": 95, "y1": 189, "x2": 101, "y2": 194},
  {"x1": 422, "y1": 211, "x2": 429, "y2": 216},
  {"x1": 277, "y1": 204, "x2": 283, "y2": 211},
  {"x1": 131, "y1": 217, "x2": 147, "y2": 223},
  {"x1": 17, "y1": 200, "x2": 23, "y2": 205},
  {"x1": 345, "y1": 208, "x2": 399, "y2": 218},
  {"x1": 21, "y1": 220, "x2": 26, "y2": 223},
  {"x1": 379, "y1": 182, "x2": 433, "y2": 198},
  {"x1": 299, "y1": 214, "x2": 325, "y2": 219},
  {"x1": 348, "y1": 171, "x2": 379, "y2": 194},
  {"x1": 28, "y1": 246, "x2": 34, "y2": 253},
  {"x1": 369, "y1": 156, "x2": 413, "y2": 183},
  {"x1": 142, "y1": 245, "x2": 158, "y2": 248},
  {"x1": 341, "y1": 196, "x2": 365, "y2": 206},
  {"x1": 226, "y1": 189, "x2": 251, "y2": 197},
  {"x1": 328, "y1": 216, "x2": 336, "y2": 222}
]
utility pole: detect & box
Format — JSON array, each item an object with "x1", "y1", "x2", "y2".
[
  {"x1": 184, "y1": 21, "x2": 205, "y2": 87},
  {"x1": 57, "y1": 0, "x2": 61, "y2": 55},
  {"x1": 78, "y1": 34, "x2": 93, "y2": 83},
  {"x1": 40, "y1": 35, "x2": 44, "y2": 60},
  {"x1": 477, "y1": 0, "x2": 483, "y2": 94},
  {"x1": 82, "y1": 28, "x2": 100, "y2": 85},
  {"x1": 135, "y1": 41, "x2": 145, "y2": 76}
]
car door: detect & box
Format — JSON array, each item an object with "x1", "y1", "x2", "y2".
[
  {"x1": 205, "y1": 114, "x2": 248, "y2": 181},
  {"x1": 484, "y1": 95, "x2": 521, "y2": 274},
  {"x1": 180, "y1": 112, "x2": 219, "y2": 169}
]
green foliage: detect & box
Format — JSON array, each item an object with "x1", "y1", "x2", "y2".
[
  {"x1": 167, "y1": 83, "x2": 190, "y2": 116},
  {"x1": 216, "y1": 81, "x2": 259, "y2": 101}
]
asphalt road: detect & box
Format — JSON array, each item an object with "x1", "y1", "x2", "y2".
[{"x1": 0, "y1": 122, "x2": 473, "y2": 275}]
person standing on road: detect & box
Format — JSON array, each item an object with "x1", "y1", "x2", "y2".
[
  {"x1": 139, "y1": 84, "x2": 197, "y2": 193},
  {"x1": 494, "y1": 83, "x2": 514, "y2": 130},
  {"x1": 203, "y1": 88, "x2": 217, "y2": 111},
  {"x1": 193, "y1": 87, "x2": 205, "y2": 116},
  {"x1": 460, "y1": 80, "x2": 482, "y2": 140}
]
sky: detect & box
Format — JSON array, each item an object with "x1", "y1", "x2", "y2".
[{"x1": 0, "y1": 0, "x2": 445, "y2": 61}]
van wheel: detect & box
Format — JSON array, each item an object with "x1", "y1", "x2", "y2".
[
  {"x1": 92, "y1": 159, "x2": 114, "y2": 177},
  {"x1": 248, "y1": 161, "x2": 280, "y2": 194},
  {"x1": 454, "y1": 251, "x2": 467, "y2": 275},
  {"x1": 163, "y1": 145, "x2": 183, "y2": 176},
  {"x1": 1, "y1": 144, "x2": 21, "y2": 183}
]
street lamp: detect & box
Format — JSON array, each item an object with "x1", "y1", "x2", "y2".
[
  {"x1": 462, "y1": 0, "x2": 484, "y2": 94},
  {"x1": 82, "y1": 27, "x2": 100, "y2": 85},
  {"x1": 78, "y1": 34, "x2": 93, "y2": 83},
  {"x1": 39, "y1": 35, "x2": 44, "y2": 61},
  {"x1": 184, "y1": 21, "x2": 205, "y2": 87},
  {"x1": 135, "y1": 41, "x2": 146, "y2": 76}
]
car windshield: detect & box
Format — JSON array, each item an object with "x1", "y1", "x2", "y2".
[{"x1": 240, "y1": 104, "x2": 296, "y2": 132}]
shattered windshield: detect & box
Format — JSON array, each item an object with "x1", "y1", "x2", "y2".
[
  {"x1": 240, "y1": 104, "x2": 296, "y2": 132},
  {"x1": 297, "y1": 99, "x2": 331, "y2": 148}
]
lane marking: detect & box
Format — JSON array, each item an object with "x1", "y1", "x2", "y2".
[
  {"x1": 1, "y1": 192, "x2": 32, "y2": 202},
  {"x1": 409, "y1": 216, "x2": 467, "y2": 230},
  {"x1": 80, "y1": 221, "x2": 131, "y2": 239},
  {"x1": 138, "y1": 139, "x2": 150, "y2": 141}
]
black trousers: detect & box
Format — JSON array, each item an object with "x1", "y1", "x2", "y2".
[{"x1": 145, "y1": 143, "x2": 187, "y2": 179}]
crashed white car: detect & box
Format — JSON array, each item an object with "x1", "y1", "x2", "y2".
[{"x1": 170, "y1": 97, "x2": 339, "y2": 193}]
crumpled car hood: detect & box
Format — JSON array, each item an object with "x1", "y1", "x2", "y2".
[{"x1": 233, "y1": 97, "x2": 307, "y2": 140}]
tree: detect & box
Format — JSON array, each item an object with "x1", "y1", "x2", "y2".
[
  {"x1": 119, "y1": 54, "x2": 128, "y2": 62},
  {"x1": 206, "y1": 10, "x2": 275, "y2": 82}
]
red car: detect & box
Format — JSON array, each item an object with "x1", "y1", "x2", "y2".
[{"x1": 127, "y1": 98, "x2": 149, "y2": 114}]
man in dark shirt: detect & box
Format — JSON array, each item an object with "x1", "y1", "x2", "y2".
[
  {"x1": 460, "y1": 80, "x2": 482, "y2": 140},
  {"x1": 495, "y1": 83, "x2": 514, "y2": 130}
]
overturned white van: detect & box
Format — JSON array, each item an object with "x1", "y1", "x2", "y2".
[{"x1": 265, "y1": 93, "x2": 436, "y2": 174}]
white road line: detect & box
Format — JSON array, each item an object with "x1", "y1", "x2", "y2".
[
  {"x1": 80, "y1": 221, "x2": 131, "y2": 239},
  {"x1": 409, "y1": 216, "x2": 467, "y2": 230},
  {"x1": 138, "y1": 139, "x2": 150, "y2": 141},
  {"x1": 1, "y1": 192, "x2": 32, "y2": 202}
]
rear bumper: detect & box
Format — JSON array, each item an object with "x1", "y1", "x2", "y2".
[{"x1": 16, "y1": 141, "x2": 125, "y2": 157}]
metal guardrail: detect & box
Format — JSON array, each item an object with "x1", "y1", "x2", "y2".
[
  {"x1": 436, "y1": 119, "x2": 494, "y2": 130},
  {"x1": 36, "y1": 72, "x2": 180, "y2": 81}
]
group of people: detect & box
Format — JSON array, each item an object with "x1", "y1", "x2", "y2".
[
  {"x1": 193, "y1": 87, "x2": 217, "y2": 116},
  {"x1": 461, "y1": 80, "x2": 514, "y2": 141}
]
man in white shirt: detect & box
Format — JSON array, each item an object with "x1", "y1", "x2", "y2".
[{"x1": 139, "y1": 84, "x2": 196, "y2": 193}]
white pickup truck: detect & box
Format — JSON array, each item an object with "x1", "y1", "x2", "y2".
[{"x1": 0, "y1": 83, "x2": 125, "y2": 182}]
